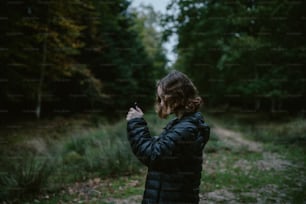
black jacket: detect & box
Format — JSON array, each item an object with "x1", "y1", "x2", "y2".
[{"x1": 127, "y1": 112, "x2": 210, "y2": 204}]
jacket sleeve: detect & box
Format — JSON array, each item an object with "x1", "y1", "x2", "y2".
[{"x1": 127, "y1": 117, "x2": 197, "y2": 166}]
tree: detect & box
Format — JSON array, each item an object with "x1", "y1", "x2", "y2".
[
  {"x1": 80, "y1": 0, "x2": 167, "y2": 116},
  {"x1": 0, "y1": 0, "x2": 102, "y2": 118},
  {"x1": 131, "y1": 4, "x2": 168, "y2": 78},
  {"x1": 163, "y1": 0, "x2": 306, "y2": 112},
  {"x1": 0, "y1": 0, "x2": 168, "y2": 121}
]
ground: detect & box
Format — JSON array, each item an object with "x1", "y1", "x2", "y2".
[{"x1": 47, "y1": 121, "x2": 304, "y2": 204}]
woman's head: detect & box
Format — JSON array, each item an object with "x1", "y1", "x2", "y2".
[{"x1": 155, "y1": 70, "x2": 202, "y2": 118}]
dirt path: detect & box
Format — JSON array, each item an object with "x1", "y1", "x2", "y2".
[
  {"x1": 213, "y1": 125, "x2": 263, "y2": 152},
  {"x1": 199, "y1": 123, "x2": 297, "y2": 204}
]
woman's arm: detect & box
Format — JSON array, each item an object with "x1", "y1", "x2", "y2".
[{"x1": 127, "y1": 117, "x2": 197, "y2": 166}]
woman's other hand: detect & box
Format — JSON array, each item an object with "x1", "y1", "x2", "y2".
[{"x1": 126, "y1": 106, "x2": 144, "y2": 121}]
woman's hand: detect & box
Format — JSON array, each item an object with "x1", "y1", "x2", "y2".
[{"x1": 126, "y1": 106, "x2": 144, "y2": 121}]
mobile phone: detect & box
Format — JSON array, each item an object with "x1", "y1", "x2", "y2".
[{"x1": 133, "y1": 102, "x2": 138, "y2": 109}]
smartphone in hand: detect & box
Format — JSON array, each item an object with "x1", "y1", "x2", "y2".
[{"x1": 133, "y1": 102, "x2": 138, "y2": 110}]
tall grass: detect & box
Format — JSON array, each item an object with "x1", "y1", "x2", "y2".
[
  {"x1": 0, "y1": 150, "x2": 54, "y2": 202},
  {"x1": 1, "y1": 117, "x2": 145, "y2": 201},
  {"x1": 48, "y1": 119, "x2": 143, "y2": 185},
  {"x1": 54, "y1": 114, "x2": 169, "y2": 181},
  {"x1": 0, "y1": 113, "x2": 187, "y2": 202}
]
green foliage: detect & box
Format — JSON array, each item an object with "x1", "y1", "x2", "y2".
[
  {"x1": 163, "y1": 0, "x2": 306, "y2": 112},
  {"x1": 0, "y1": 152, "x2": 54, "y2": 201},
  {"x1": 53, "y1": 120, "x2": 142, "y2": 183},
  {"x1": 0, "y1": 0, "x2": 166, "y2": 119},
  {"x1": 131, "y1": 4, "x2": 168, "y2": 76},
  {"x1": 77, "y1": 0, "x2": 167, "y2": 116}
]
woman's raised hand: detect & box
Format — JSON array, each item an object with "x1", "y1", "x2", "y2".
[{"x1": 126, "y1": 106, "x2": 144, "y2": 121}]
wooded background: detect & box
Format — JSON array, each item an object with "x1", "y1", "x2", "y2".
[{"x1": 1, "y1": 0, "x2": 305, "y2": 121}]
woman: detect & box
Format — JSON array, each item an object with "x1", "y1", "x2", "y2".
[{"x1": 126, "y1": 70, "x2": 210, "y2": 204}]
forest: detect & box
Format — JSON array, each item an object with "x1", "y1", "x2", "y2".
[
  {"x1": 0, "y1": 0, "x2": 167, "y2": 122},
  {"x1": 0, "y1": 0, "x2": 305, "y2": 203},
  {"x1": 1, "y1": 0, "x2": 305, "y2": 122},
  {"x1": 164, "y1": 0, "x2": 306, "y2": 113}
]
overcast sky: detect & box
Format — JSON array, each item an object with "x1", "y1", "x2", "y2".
[
  {"x1": 131, "y1": 0, "x2": 169, "y2": 14},
  {"x1": 129, "y1": 0, "x2": 177, "y2": 66}
]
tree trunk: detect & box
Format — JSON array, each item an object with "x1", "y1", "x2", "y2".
[{"x1": 36, "y1": 7, "x2": 49, "y2": 119}]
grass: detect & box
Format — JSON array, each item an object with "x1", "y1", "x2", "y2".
[
  {"x1": 0, "y1": 153, "x2": 54, "y2": 202},
  {"x1": 0, "y1": 112, "x2": 305, "y2": 203},
  {"x1": 0, "y1": 113, "x2": 168, "y2": 203},
  {"x1": 29, "y1": 172, "x2": 146, "y2": 204},
  {"x1": 45, "y1": 119, "x2": 145, "y2": 191}
]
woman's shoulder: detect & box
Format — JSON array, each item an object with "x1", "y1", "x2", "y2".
[
  {"x1": 170, "y1": 112, "x2": 201, "y2": 128},
  {"x1": 181, "y1": 111, "x2": 203, "y2": 122},
  {"x1": 164, "y1": 112, "x2": 205, "y2": 130},
  {"x1": 177, "y1": 112, "x2": 208, "y2": 130}
]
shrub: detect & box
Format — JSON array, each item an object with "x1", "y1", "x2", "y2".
[
  {"x1": 56, "y1": 120, "x2": 142, "y2": 181},
  {"x1": 0, "y1": 152, "x2": 54, "y2": 202}
]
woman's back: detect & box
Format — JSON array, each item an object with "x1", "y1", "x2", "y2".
[{"x1": 127, "y1": 112, "x2": 210, "y2": 204}]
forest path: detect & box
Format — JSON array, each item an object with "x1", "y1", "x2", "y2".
[
  {"x1": 212, "y1": 124, "x2": 263, "y2": 152},
  {"x1": 198, "y1": 122, "x2": 296, "y2": 204}
]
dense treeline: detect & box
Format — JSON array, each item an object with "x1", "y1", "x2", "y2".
[
  {"x1": 1, "y1": 0, "x2": 305, "y2": 121},
  {"x1": 164, "y1": 0, "x2": 306, "y2": 113},
  {"x1": 0, "y1": 0, "x2": 167, "y2": 121}
]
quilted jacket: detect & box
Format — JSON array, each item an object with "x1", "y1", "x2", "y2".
[{"x1": 127, "y1": 112, "x2": 210, "y2": 204}]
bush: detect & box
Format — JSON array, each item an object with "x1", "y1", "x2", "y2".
[
  {"x1": 56, "y1": 120, "x2": 142, "y2": 182},
  {"x1": 0, "y1": 151, "x2": 54, "y2": 202}
]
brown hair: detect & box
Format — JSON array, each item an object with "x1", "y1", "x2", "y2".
[{"x1": 155, "y1": 70, "x2": 202, "y2": 118}]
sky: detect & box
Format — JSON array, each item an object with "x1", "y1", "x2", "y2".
[
  {"x1": 129, "y1": 0, "x2": 177, "y2": 66},
  {"x1": 131, "y1": 0, "x2": 169, "y2": 13}
]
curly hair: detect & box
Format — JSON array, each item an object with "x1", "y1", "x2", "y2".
[{"x1": 155, "y1": 70, "x2": 202, "y2": 118}]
